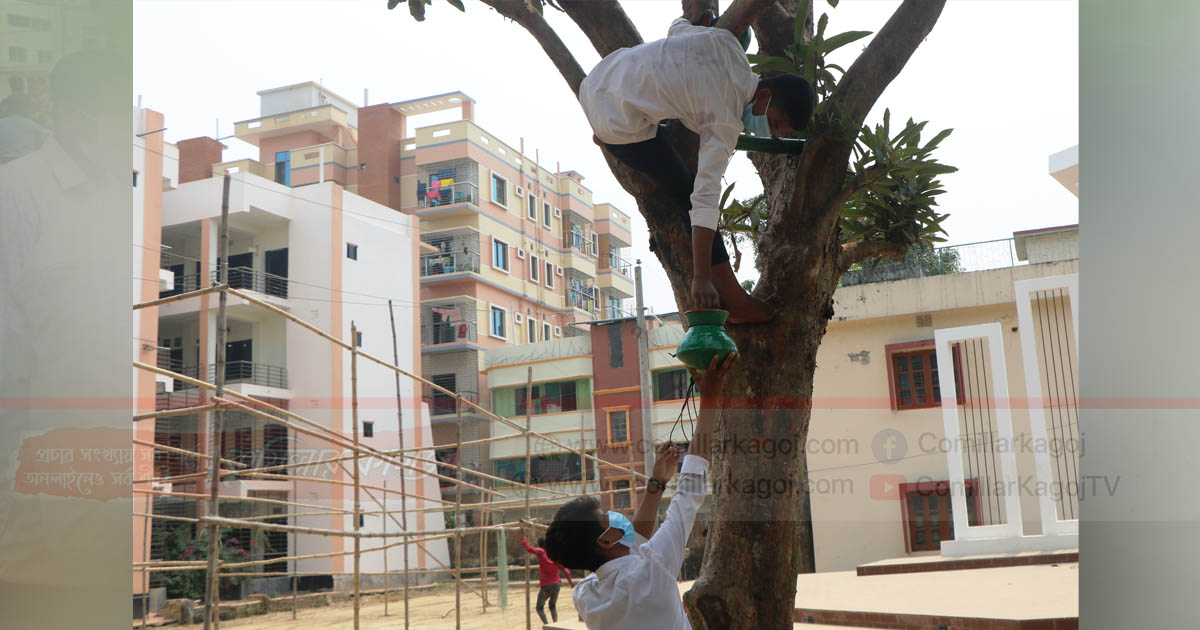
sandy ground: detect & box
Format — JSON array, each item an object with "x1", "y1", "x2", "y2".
[{"x1": 188, "y1": 581, "x2": 580, "y2": 630}]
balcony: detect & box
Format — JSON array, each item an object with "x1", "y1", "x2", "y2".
[
  {"x1": 568, "y1": 287, "x2": 597, "y2": 313},
  {"x1": 417, "y1": 181, "x2": 479, "y2": 208},
  {"x1": 425, "y1": 390, "x2": 480, "y2": 418},
  {"x1": 597, "y1": 251, "x2": 634, "y2": 298},
  {"x1": 208, "y1": 361, "x2": 289, "y2": 389},
  {"x1": 421, "y1": 320, "x2": 478, "y2": 347},
  {"x1": 211, "y1": 267, "x2": 290, "y2": 299},
  {"x1": 420, "y1": 251, "x2": 480, "y2": 277}
]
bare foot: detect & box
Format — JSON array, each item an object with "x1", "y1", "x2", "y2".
[{"x1": 726, "y1": 294, "x2": 776, "y2": 324}]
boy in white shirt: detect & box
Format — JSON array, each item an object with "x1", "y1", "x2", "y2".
[
  {"x1": 579, "y1": 14, "x2": 813, "y2": 322},
  {"x1": 543, "y1": 354, "x2": 737, "y2": 630}
]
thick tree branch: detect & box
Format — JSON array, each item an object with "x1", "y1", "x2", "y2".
[
  {"x1": 559, "y1": 0, "x2": 643, "y2": 58},
  {"x1": 830, "y1": 0, "x2": 948, "y2": 128},
  {"x1": 750, "y1": 2, "x2": 798, "y2": 57},
  {"x1": 682, "y1": 0, "x2": 718, "y2": 24},
  {"x1": 480, "y1": 0, "x2": 587, "y2": 96},
  {"x1": 839, "y1": 239, "x2": 908, "y2": 270},
  {"x1": 715, "y1": 0, "x2": 778, "y2": 36}
]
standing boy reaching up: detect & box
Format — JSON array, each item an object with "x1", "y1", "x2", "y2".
[{"x1": 543, "y1": 353, "x2": 738, "y2": 629}]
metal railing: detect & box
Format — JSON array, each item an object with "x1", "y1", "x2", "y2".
[
  {"x1": 158, "y1": 273, "x2": 202, "y2": 298},
  {"x1": 840, "y1": 238, "x2": 1023, "y2": 287},
  {"x1": 417, "y1": 181, "x2": 479, "y2": 208},
  {"x1": 568, "y1": 287, "x2": 596, "y2": 312},
  {"x1": 208, "y1": 361, "x2": 289, "y2": 389},
  {"x1": 209, "y1": 267, "x2": 290, "y2": 299},
  {"x1": 425, "y1": 390, "x2": 479, "y2": 417},
  {"x1": 420, "y1": 251, "x2": 480, "y2": 277},
  {"x1": 421, "y1": 320, "x2": 477, "y2": 346},
  {"x1": 600, "y1": 252, "x2": 632, "y2": 278}
]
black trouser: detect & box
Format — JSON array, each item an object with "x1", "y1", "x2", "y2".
[
  {"x1": 603, "y1": 124, "x2": 731, "y2": 266},
  {"x1": 535, "y1": 582, "x2": 561, "y2": 623}
]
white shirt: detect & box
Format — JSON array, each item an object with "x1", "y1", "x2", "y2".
[
  {"x1": 579, "y1": 18, "x2": 759, "y2": 232},
  {"x1": 573, "y1": 454, "x2": 710, "y2": 630}
]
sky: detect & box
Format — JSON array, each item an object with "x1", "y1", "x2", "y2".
[{"x1": 134, "y1": 0, "x2": 1078, "y2": 315}]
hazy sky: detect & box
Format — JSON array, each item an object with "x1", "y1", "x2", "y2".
[{"x1": 134, "y1": 0, "x2": 1078, "y2": 315}]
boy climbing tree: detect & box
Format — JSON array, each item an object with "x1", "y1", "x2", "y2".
[
  {"x1": 543, "y1": 353, "x2": 737, "y2": 629},
  {"x1": 578, "y1": 13, "x2": 814, "y2": 322}
]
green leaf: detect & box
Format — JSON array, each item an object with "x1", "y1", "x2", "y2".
[
  {"x1": 795, "y1": 0, "x2": 810, "y2": 46},
  {"x1": 924, "y1": 128, "x2": 953, "y2": 150},
  {"x1": 827, "y1": 0, "x2": 839, "y2": 6},
  {"x1": 821, "y1": 30, "x2": 871, "y2": 54},
  {"x1": 407, "y1": 0, "x2": 426, "y2": 21},
  {"x1": 817, "y1": 13, "x2": 829, "y2": 40},
  {"x1": 446, "y1": 0, "x2": 465, "y2": 10},
  {"x1": 719, "y1": 182, "x2": 736, "y2": 210}
]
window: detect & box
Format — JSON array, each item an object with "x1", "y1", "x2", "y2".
[
  {"x1": 9, "y1": 46, "x2": 26, "y2": 63},
  {"x1": 354, "y1": 331, "x2": 363, "y2": 347},
  {"x1": 543, "y1": 322, "x2": 552, "y2": 341},
  {"x1": 612, "y1": 479, "x2": 633, "y2": 509},
  {"x1": 346, "y1": 243, "x2": 358, "y2": 260},
  {"x1": 527, "y1": 318, "x2": 537, "y2": 344},
  {"x1": 886, "y1": 341, "x2": 963, "y2": 411},
  {"x1": 493, "y1": 451, "x2": 595, "y2": 486},
  {"x1": 431, "y1": 374, "x2": 457, "y2": 416},
  {"x1": 527, "y1": 193, "x2": 537, "y2": 221},
  {"x1": 530, "y1": 255, "x2": 540, "y2": 281},
  {"x1": 132, "y1": 171, "x2": 139, "y2": 187},
  {"x1": 489, "y1": 305, "x2": 507, "y2": 339},
  {"x1": 363, "y1": 421, "x2": 374, "y2": 438},
  {"x1": 543, "y1": 201, "x2": 553, "y2": 228},
  {"x1": 545, "y1": 261, "x2": 554, "y2": 288},
  {"x1": 274, "y1": 151, "x2": 290, "y2": 186},
  {"x1": 653, "y1": 368, "x2": 691, "y2": 402},
  {"x1": 492, "y1": 238, "x2": 509, "y2": 272},
  {"x1": 608, "y1": 409, "x2": 629, "y2": 445},
  {"x1": 900, "y1": 479, "x2": 980, "y2": 552},
  {"x1": 491, "y1": 378, "x2": 592, "y2": 417},
  {"x1": 591, "y1": 233, "x2": 599, "y2": 256},
  {"x1": 491, "y1": 173, "x2": 508, "y2": 208}
]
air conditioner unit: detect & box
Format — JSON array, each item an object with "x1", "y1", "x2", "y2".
[
  {"x1": 555, "y1": 266, "x2": 563, "y2": 276},
  {"x1": 516, "y1": 248, "x2": 526, "y2": 259}
]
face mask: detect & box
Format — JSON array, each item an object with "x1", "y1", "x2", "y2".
[
  {"x1": 742, "y1": 103, "x2": 771, "y2": 138},
  {"x1": 606, "y1": 510, "x2": 636, "y2": 547}
]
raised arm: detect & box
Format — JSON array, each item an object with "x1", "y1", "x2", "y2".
[{"x1": 632, "y1": 443, "x2": 682, "y2": 539}]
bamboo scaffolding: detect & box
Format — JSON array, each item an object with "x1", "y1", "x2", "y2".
[
  {"x1": 454, "y1": 399, "x2": 464, "y2": 630},
  {"x1": 387, "y1": 297, "x2": 410, "y2": 629},
  {"x1": 132, "y1": 283, "x2": 226, "y2": 310},
  {"x1": 524, "y1": 367, "x2": 532, "y2": 630},
  {"x1": 133, "y1": 403, "x2": 220, "y2": 422},
  {"x1": 133, "y1": 438, "x2": 246, "y2": 469},
  {"x1": 351, "y1": 322, "x2": 362, "y2": 630}
]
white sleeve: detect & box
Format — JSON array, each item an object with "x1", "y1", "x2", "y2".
[
  {"x1": 644, "y1": 454, "x2": 709, "y2": 575},
  {"x1": 689, "y1": 122, "x2": 742, "y2": 232}
]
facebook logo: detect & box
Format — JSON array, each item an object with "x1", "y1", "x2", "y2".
[{"x1": 871, "y1": 429, "x2": 907, "y2": 464}]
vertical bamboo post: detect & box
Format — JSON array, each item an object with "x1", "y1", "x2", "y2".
[
  {"x1": 627, "y1": 438, "x2": 636, "y2": 513},
  {"x1": 388, "y1": 298, "x2": 411, "y2": 630},
  {"x1": 351, "y1": 322, "x2": 362, "y2": 630},
  {"x1": 383, "y1": 478, "x2": 389, "y2": 617},
  {"x1": 291, "y1": 478, "x2": 297, "y2": 620},
  {"x1": 142, "y1": 491, "x2": 152, "y2": 629},
  {"x1": 203, "y1": 172, "x2": 231, "y2": 630},
  {"x1": 454, "y1": 399, "x2": 464, "y2": 630},
  {"x1": 524, "y1": 367, "x2": 532, "y2": 630}
]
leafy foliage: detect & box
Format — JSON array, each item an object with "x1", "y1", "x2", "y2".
[
  {"x1": 157, "y1": 525, "x2": 272, "y2": 600},
  {"x1": 746, "y1": 3, "x2": 871, "y2": 104},
  {"x1": 840, "y1": 242, "x2": 963, "y2": 286},
  {"x1": 717, "y1": 184, "x2": 767, "y2": 274},
  {"x1": 839, "y1": 108, "x2": 956, "y2": 250},
  {"x1": 389, "y1": 0, "x2": 466, "y2": 21}
]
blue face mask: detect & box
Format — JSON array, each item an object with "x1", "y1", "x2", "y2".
[
  {"x1": 606, "y1": 510, "x2": 636, "y2": 547},
  {"x1": 742, "y1": 103, "x2": 771, "y2": 138}
]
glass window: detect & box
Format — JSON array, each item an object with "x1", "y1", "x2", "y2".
[
  {"x1": 492, "y1": 239, "x2": 509, "y2": 271},
  {"x1": 609, "y1": 410, "x2": 629, "y2": 444},
  {"x1": 654, "y1": 368, "x2": 690, "y2": 401},
  {"x1": 490, "y1": 306, "x2": 506, "y2": 339}
]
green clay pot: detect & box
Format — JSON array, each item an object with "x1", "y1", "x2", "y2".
[{"x1": 676, "y1": 309, "x2": 738, "y2": 370}]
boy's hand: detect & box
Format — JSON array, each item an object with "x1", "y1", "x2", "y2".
[
  {"x1": 688, "y1": 352, "x2": 739, "y2": 399},
  {"x1": 691, "y1": 276, "x2": 720, "y2": 309},
  {"x1": 651, "y1": 443, "x2": 681, "y2": 482}
]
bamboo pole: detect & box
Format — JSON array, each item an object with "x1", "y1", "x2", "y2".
[
  {"x1": 524, "y1": 366, "x2": 532, "y2": 630},
  {"x1": 382, "y1": 478, "x2": 388, "y2": 617},
  {"x1": 196, "y1": 515, "x2": 513, "y2": 540},
  {"x1": 292, "y1": 477, "x2": 298, "y2": 621},
  {"x1": 133, "y1": 403, "x2": 220, "y2": 422},
  {"x1": 142, "y1": 491, "x2": 152, "y2": 629},
  {"x1": 133, "y1": 438, "x2": 246, "y2": 469},
  {"x1": 387, "y1": 298, "x2": 411, "y2": 630},
  {"x1": 132, "y1": 283, "x2": 226, "y2": 310},
  {"x1": 135, "y1": 488, "x2": 351, "y2": 514},
  {"x1": 203, "y1": 172, "x2": 231, "y2": 630},
  {"x1": 351, "y1": 322, "x2": 362, "y2": 630},
  {"x1": 454, "y1": 399, "x2": 464, "y2": 630}
]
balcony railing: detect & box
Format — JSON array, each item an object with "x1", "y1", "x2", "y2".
[
  {"x1": 210, "y1": 267, "x2": 290, "y2": 299},
  {"x1": 417, "y1": 182, "x2": 479, "y2": 208},
  {"x1": 208, "y1": 361, "x2": 289, "y2": 389},
  {"x1": 159, "y1": 273, "x2": 202, "y2": 298},
  {"x1": 425, "y1": 390, "x2": 479, "y2": 417},
  {"x1": 422, "y1": 320, "x2": 477, "y2": 346},
  {"x1": 568, "y1": 288, "x2": 596, "y2": 312},
  {"x1": 839, "y1": 238, "x2": 1022, "y2": 287},
  {"x1": 421, "y1": 251, "x2": 480, "y2": 277},
  {"x1": 600, "y1": 252, "x2": 632, "y2": 278}
]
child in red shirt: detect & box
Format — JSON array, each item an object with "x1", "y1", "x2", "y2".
[{"x1": 521, "y1": 535, "x2": 574, "y2": 624}]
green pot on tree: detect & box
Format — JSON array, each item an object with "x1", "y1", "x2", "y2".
[{"x1": 676, "y1": 309, "x2": 738, "y2": 370}]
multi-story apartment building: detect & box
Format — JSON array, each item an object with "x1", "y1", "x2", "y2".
[{"x1": 136, "y1": 87, "x2": 452, "y2": 603}]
